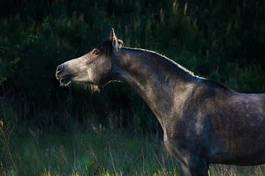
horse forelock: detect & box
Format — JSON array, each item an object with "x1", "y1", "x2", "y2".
[{"x1": 97, "y1": 40, "x2": 113, "y2": 56}]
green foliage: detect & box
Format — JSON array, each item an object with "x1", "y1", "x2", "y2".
[
  {"x1": 0, "y1": 0, "x2": 264, "y2": 132},
  {"x1": 0, "y1": 130, "x2": 178, "y2": 176},
  {"x1": 1, "y1": 129, "x2": 265, "y2": 176}
]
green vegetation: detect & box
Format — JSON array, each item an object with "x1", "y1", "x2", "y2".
[
  {"x1": 1, "y1": 129, "x2": 265, "y2": 176},
  {"x1": 0, "y1": 0, "x2": 264, "y2": 175},
  {"x1": 1, "y1": 128, "x2": 179, "y2": 176},
  {"x1": 0, "y1": 0, "x2": 264, "y2": 132}
]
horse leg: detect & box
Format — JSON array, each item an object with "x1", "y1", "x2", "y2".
[
  {"x1": 164, "y1": 140, "x2": 209, "y2": 176},
  {"x1": 178, "y1": 156, "x2": 209, "y2": 176}
]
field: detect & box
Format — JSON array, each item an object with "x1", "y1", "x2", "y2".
[{"x1": 1, "y1": 128, "x2": 265, "y2": 176}]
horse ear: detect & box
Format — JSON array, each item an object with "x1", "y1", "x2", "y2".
[
  {"x1": 109, "y1": 28, "x2": 117, "y2": 41},
  {"x1": 118, "y1": 39, "x2": 124, "y2": 47},
  {"x1": 109, "y1": 28, "x2": 122, "y2": 52}
]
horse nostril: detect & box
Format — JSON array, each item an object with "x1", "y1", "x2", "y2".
[{"x1": 56, "y1": 64, "x2": 64, "y2": 73}]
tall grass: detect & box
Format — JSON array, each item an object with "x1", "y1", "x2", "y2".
[
  {"x1": 2, "y1": 126, "x2": 265, "y2": 176},
  {"x1": 1, "y1": 101, "x2": 265, "y2": 175},
  {"x1": 0, "y1": 128, "x2": 179, "y2": 176}
]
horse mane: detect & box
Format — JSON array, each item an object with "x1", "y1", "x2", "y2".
[{"x1": 122, "y1": 47, "x2": 231, "y2": 91}]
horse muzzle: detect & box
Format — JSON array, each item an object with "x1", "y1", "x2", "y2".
[{"x1": 55, "y1": 64, "x2": 72, "y2": 86}]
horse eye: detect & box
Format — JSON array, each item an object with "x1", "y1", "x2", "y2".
[{"x1": 92, "y1": 49, "x2": 100, "y2": 55}]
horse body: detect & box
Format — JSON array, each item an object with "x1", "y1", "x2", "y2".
[
  {"x1": 207, "y1": 92, "x2": 265, "y2": 165},
  {"x1": 56, "y1": 29, "x2": 265, "y2": 176},
  {"x1": 115, "y1": 47, "x2": 265, "y2": 174}
]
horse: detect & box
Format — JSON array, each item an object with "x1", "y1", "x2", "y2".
[{"x1": 55, "y1": 29, "x2": 265, "y2": 176}]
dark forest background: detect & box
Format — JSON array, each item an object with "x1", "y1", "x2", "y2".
[{"x1": 0, "y1": 0, "x2": 265, "y2": 135}]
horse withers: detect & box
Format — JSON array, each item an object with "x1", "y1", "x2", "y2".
[{"x1": 55, "y1": 29, "x2": 265, "y2": 176}]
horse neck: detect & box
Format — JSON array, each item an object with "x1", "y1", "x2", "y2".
[{"x1": 113, "y1": 47, "x2": 197, "y2": 126}]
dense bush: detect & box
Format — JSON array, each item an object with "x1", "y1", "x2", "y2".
[{"x1": 0, "y1": 0, "x2": 264, "y2": 133}]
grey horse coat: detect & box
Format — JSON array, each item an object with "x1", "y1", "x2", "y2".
[{"x1": 56, "y1": 29, "x2": 265, "y2": 176}]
